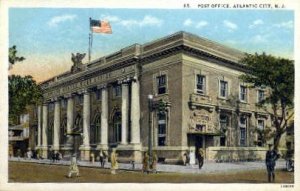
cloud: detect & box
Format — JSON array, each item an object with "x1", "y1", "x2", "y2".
[
  {"x1": 251, "y1": 34, "x2": 268, "y2": 44},
  {"x1": 183, "y1": 19, "x2": 208, "y2": 29},
  {"x1": 47, "y1": 14, "x2": 77, "y2": 27},
  {"x1": 100, "y1": 14, "x2": 120, "y2": 22},
  {"x1": 223, "y1": 20, "x2": 238, "y2": 31},
  {"x1": 119, "y1": 15, "x2": 163, "y2": 28},
  {"x1": 273, "y1": 20, "x2": 293, "y2": 29},
  {"x1": 249, "y1": 19, "x2": 264, "y2": 29},
  {"x1": 196, "y1": 21, "x2": 208, "y2": 28},
  {"x1": 183, "y1": 18, "x2": 193, "y2": 26}
]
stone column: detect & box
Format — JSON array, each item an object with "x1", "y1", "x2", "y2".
[
  {"x1": 66, "y1": 95, "x2": 74, "y2": 146},
  {"x1": 97, "y1": 86, "x2": 108, "y2": 150},
  {"x1": 130, "y1": 79, "x2": 141, "y2": 144},
  {"x1": 121, "y1": 83, "x2": 129, "y2": 145},
  {"x1": 37, "y1": 105, "x2": 42, "y2": 147},
  {"x1": 53, "y1": 99, "x2": 60, "y2": 151},
  {"x1": 80, "y1": 91, "x2": 91, "y2": 160},
  {"x1": 41, "y1": 103, "x2": 48, "y2": 158}
]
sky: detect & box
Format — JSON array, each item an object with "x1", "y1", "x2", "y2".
[{"x1": 9, "y1": 8, "x2": 294, "y2": 82}]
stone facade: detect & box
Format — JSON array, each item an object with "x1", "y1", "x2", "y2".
[{"x1": 29, "y1": 31, "x2": 277, "y2": 163}]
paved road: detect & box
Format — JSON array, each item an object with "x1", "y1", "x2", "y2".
[{"x1": 9, "y1": 157, "x2": 287, "y2": 174}]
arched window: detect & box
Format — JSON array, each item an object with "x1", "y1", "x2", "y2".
[
  {"x1": 90, "y1": 114, "x2": 101, "y2": 144},
  {"x1": 113, "y1": 111, "x2": 121, "y2": 143},
  {"x1": 60, "y1": 117, "x2": 67, "y2": 145},
  {"x1": 73, "y1": 114, "x2": 83, "y2": 133},
  {"x1": 47, "y1": 121, "x2": 54, "y2": 146}
]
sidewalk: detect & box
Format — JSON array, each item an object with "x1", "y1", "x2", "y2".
[{"x1": 9, "y1": 157, "x2": 286, "y2": 174}]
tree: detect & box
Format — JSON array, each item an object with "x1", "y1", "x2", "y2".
[
  {"x1": 9, "y1": 75, "x2": 42, "y2": 125},
  {"x1": 239, "y1": 52, "x2": 294, "y2": 150},
  {"x1": 9, "y1": 45, "x2": 25, "y2": 69}
]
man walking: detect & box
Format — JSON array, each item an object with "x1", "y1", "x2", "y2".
[
  {"x1": 197, "y1": 148, "x2": 204, "y2": 169},
  {"x1": 266, "y1": 144, "x2": 280, "y2": 183}
]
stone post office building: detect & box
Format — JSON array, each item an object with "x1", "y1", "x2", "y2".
[{"x1": 29, "y1": 31, "x2": 275, "y2": 163}]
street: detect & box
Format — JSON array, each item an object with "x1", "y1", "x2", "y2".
[{"x1": 9, "y1": 161, "x2": 294, "y2": 183}]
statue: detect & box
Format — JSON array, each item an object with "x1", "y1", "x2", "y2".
[{"x1": 71, "y1": 53, "x2": 86, "y2": 73}]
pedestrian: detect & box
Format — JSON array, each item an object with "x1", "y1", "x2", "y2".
[
  {"x1": 186, "y1": 150, "x2": 190, "y2": 165},
  {"x1": 16, "y1": 149, "x2": 21, "y2": 161},
  {"x1": 182, "y1": 151, "x2": 187, "y2": 166},
  {"x1": 55, "y1": 151, "x2": 61, "y2": 161},
  {"x1": 110, "y1": 149, "x2": 118, "y2": 174},
  {"x1": 197, "y1": 148, "x2": 204, "y2": 169},
  {"x1": 265, "y1": 144, "x2": 280, "y2": 183},
  {"x1": 26, "y1": 149, "x2": 32, "y2": 160},
  {"x1": 51, "y1": 150, "x2": 56, "y2": 162},
  {"x1": 67, "y1": 155, "x2": 80, "y2": 178},
  {"x1": 152, "y1": 151, "x2": 158, "y2": 173},
  {"x1": 36, "y1": 148, "x2": 42, "y2": 160},
  {"x1": 142, "y1": 152, "x2": 149, "y2": 174},
  {"x1": 99, "y1": 150, "x2": 106, "y2": 168}
]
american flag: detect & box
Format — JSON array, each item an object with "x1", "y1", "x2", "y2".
[{"x1": 90, "y1": 19, "x2": 112, "y2": 34}]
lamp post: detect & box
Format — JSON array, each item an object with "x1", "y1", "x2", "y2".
[{"x1": 148, "y1": 94, "x2": 153, "y2": 172}]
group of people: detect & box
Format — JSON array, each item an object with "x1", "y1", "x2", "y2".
[
  {"x1": 183, "y1": 148, "x2": 204, "y2": 169},
  {"x1": 66, "y1": 144, "x2": 280, "y2": 183},
  {"x1": 50, "y1": 150, "x2": 62, "y2": 162},
  {"x1": 142, "y1": 151, "x2": 158, "y2": 174}
]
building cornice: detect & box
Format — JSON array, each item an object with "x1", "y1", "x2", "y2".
[{"x1": 40, "y1": 31, "x2": 248, "y2": 98}]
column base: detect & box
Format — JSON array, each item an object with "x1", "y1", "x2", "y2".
[
  {"x1": 51, "y1": 145, "x2": 60, "y2": 151},
  {"x1": 79, "y1": 145, "x2": 91, "y2": 161},
  {"x1": 116, "y1": 143, "x2": 142, "y2": 163},
  {"x1": 96, "y1": 144, "x2": 109, "y2": 151},
  {"x1": 40, "y1": 146, "x2": 48, "y2": 159}
]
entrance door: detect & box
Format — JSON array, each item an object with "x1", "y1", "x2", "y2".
[{"x1": 195, "y1": 135, "x2": 203, "y2": 161}]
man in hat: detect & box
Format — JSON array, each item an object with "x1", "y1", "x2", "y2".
[
  {"x1": 67, "y1": 155, "x2": 80, "y2": 178},
  {"x1": 110, "y1": 149, "x2": 118, "y2": 174},
  {"x1": 265, "y1": 144, "x2": 280, "y2": 182}
]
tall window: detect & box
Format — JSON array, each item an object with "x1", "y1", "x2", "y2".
[
  {"x1": 196, "y1": 75, "x2": 206, "y2": 94},
  {"x1": 113, "y1": 85, "x2": 122, "y2": 98},
  {"x1": 219, "y1": 80, "x2": 228, "y2": 98},
  {"x1": 257, "y1": 119, "x2": 264, "y2": 147},
  {"x1": 90, "y1": 115, "x2": 101, "y2": 144},
  {"x1": 60, "y1": 117, "x2": 67, "y2": 145},
  {"x1": 240, "y1": 85, "x2": 247, "y2": 102},
  {"x1": 158, "y1": 112, "x2": 167, "y2": 146},
  {"x1": 47, "y1": 121, "x2": 54, "y2": 146},
  {"x1": 220, "y1": 114, "x2": 228, "y2": 146},
  {"x1": 157, "y1": 75, "x2": 167, "y2": 94},
  {"x1": 257, "y1": 90, "x2": 264, "y2": 102},
  {"x1": 113, "y1": 112, "x2": 122, "y2": 143},
  {"x1": 239, "y1": 117, "x2": 247, "y2": 146},
  {"x1": 96, "y1": 89, "x2": 102, "y2": 100}
]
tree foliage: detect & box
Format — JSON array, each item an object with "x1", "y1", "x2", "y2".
[
  {"x1": 9, "y1": 75, "x2": 42, "y2": 125},
  {"x1": 239, "y1": 52, "x2": 294, "y2": 150},
  {"x1": 9, "y1": 45, "x2": 25, "y2": 69}
]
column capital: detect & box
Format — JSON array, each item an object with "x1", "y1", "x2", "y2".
[
  {"x1": 64, "y1": 93, "x2": 73, "y2": 99},
  {"x1": 77, "y1": 89, "x2": 91, "y2": 95},
  {"x1": 97, "y1": 84, "x2": 107, "y2": 89}
]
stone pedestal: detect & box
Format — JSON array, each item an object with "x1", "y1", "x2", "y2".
[
  {"x1": 40, "y1": 146, "x2": 48, "y2": 159},
  {"x1": 79, "y1": 146, "x2": 91, "y2": 161}
]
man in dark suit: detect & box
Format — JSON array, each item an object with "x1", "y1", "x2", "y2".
[{"x1": 265, "y1": 144, "x2": 280, "y2": 182}]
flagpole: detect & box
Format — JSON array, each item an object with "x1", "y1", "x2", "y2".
[{"x1": 88, "y1": 17, "x2": 92, "y2": 64}]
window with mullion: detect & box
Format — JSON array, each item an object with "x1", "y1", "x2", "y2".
[
  {"x1": 258, "y1": 90, "x2": 264, "y2": 102},
  {"x1": 239, "y1": 116, "x2": 247, "y2": 146},
  {"x1": 240, "y1": 85, "x2": 247, "y2": 102},
  {"x1": 157, "y1": 75, "x2": 167, "y2": 95},
  {"x1": 196, "y1": 75, "x2": 206, "y2": 94},
  {"x1": 158, "y1": 112, "x2": 167, "y2": 146},
  {"x1": 220, "y1": 80, "x2": 228, "y2": 98}
]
